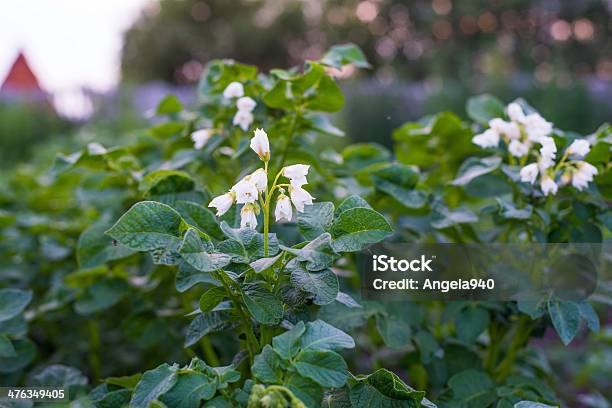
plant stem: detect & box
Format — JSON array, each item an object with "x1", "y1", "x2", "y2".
[
  {"x1": 200, "y1": 337, "x2": 220, "y2": 366},
  {"x1": 87, "y1": 320, "x2": 101, "y2": 383},
  {"x1": 215, "y1": 271, "x2": 258, "y2": 364},
  {"x1": 263, "y1": 200, "x2": 270, "y2": 257},
  {"x1": 494, "y1": 315, "x2": 534, "y2": 381},
  {"x1": 277, "y1": 110, "x2": 301, "y2": 173}
]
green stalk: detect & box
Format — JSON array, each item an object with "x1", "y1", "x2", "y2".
[
  {"x1": 200, "y1": 337, "x2": 220, "y2": 366},
  {"x1": 215, "y1": 271, "x2": 258, "y2": 364},
  {"x1": 87, "y1": 320, "x2": 101, "y2": 383},
  {"x1": 494, "y1": 315, "x2": 534, "y2": 381}
]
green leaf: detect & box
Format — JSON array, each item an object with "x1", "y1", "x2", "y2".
[
  {"x1": 335, "y1": 292, "x2": 361, "y2": 309},
  {"x1": 300, "y1": 320, "x2": 355, "y2": 352},
  {"x1": 281, "y1": 233, "x2": 336, "y2": 272},
  {"x1": 497, "y1": 199, "x2": 533, "y2": 220},
  {"x1": 290, "y1": 265, "x2": 338, "y2": 306},
  {"x1": 174, "y1": 201, "x2": 224, "y2": 240},
  {"x1": 272, "y1": 321, "x2": 306, "y2": 360},
  {"x1": 104, "y1": 374, "x2": 142, "y2": 389},
  {"x1": 578, "y1": 301, "x2": 600, "y2": 332},
  {"x1": 336, "y1": 195, "x2": 372, "y2": 215},
  {"x1": 106, "y1": 201, "x2": 185, "y2": 251},
  {"x1": 199, "y1": 287, "x2": 227, "y2": 313},
  {"x1": 547, "y1": 300, "x2": 580, "y2": 345},
  {"x1": 160, "y1": 373, "x2": 216, "y2": 408},
  {"x1": 466, "y1": 94, "x2": 505, "y2": 125},
  {"x1": 156, "y1": 95, "x2": 183, "y2": 115},
  {"x1": 306, "y1": 72, "x2": 344, "y2": 112},
  {"x1": 185, "y1": 311, "x2": 238, "y2": 347},
  {"x1": 342, "y1": 143, "x2": 391, "y2": 171},
  {"x1": 252, "y1": 344, "x2": 284, "y2": 383},
  {"x1": 242, "y1": 282, "x2": 284, "y2": 326},
  {"x1": 295, "y1": 349, "x2": 348, "y2": 388},
  {"x1": 285, "y1": 374, "x2": 324, "y2": 408},
  {"x1": 305, "y1": 113, "x2": 345, "y2": 137},
  {"x1": 178, "y1": 228, "x2": 231, "y2": 272},
  {"x1": 298, "y1": 202, "x2": 335, "y2": 240},
  {"x1": 0, "y1": 338, "x2": 36, "y2": 373},
  {"x1": 250, "y1": 253, "x2": 283, "y2": 273},
  {"x1": 0, "y1": 289, "x2": 32, "y2": 322},
  {"x1": 371, "y1": 163, "x2": 427, "y2": 209},
  {"x1": 320, "y1": 43, "x2": 371, "y2": 69},
  {"x1": 352, "y1": 369, "x2": 428, "y2": 406},
  {"x1": 219, "y1": 222, "x2": 279, "y2": 263},
  {"x1": 330, "y1": 207, "x2": 392, "y2": 252},
  {"x1": 451, "y1": 156, "x2": 502, "y2": 186},
  {"x1": 447, "y1": 370, "x2": 496, "y2": 408},
  {"x1": 74, "y1": 279, "x2": 128, "y2": 315},
  {"x1": 375, "y1": 313, "x2": 412, "y2": 349},
  {"x1": 30, "y1": 364, "x2": 88, "y2": 389},
  {"x1": 455, "y1": 306, "x2": 489, "y2": 345},
  {"x1": 77, "y1": 217, "x2": 136, "y2": 268},
  {"x1": 0, "y1": 335, "x2": 16, "y2": 358},
  {"x1": 130, "y1": 363, "x2": 179, "y2": 408},
  {"x1": 140, "y1": 170, "x2": 194, "y2": 195},
  {"x1": 175, "y1": 259, "x2": 220, "y2": 293},
  {"x1": 414, "y1": 330, "x2": 438, "y2": 364},
  {"x1": 430, "y1": 205, "x2": 478, "y2": 229}
]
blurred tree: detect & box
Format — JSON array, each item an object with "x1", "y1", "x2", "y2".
[{"x1": 121, "y1": 0, "x2": 612, "y2": 85}]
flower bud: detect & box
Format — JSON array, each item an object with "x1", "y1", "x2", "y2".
[{"x1": 250, "y1": 128, "x2": 270, "y2": 161}]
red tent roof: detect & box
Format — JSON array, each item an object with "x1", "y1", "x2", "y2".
[{"x1": 1, "y1": 52, "x2": 44, "y2": 93}]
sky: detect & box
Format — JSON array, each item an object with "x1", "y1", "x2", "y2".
[{"x1": 0, "y1": 0, "x2": 153, "y2": 94}]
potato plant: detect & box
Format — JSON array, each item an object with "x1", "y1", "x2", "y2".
[{"x1": 0, "y1": 45, "x2": 610, "y2": 407}]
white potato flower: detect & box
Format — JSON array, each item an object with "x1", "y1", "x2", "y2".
[
  {"x1": 231, "y1": 178, "x2": 259, "y2": 204},
  {"x1": 208, "y1": 192, "x2": 235, "y2": 216},
  {"x1": 223, "y1": 82, "x2": 244, "y2": 99},
  {"x1": 571, "y1": 161, "x2": 598, "y2": 191},
  {"x1": 250, "y1": 128, "x2": 270, "y2": 161},
  {"x1": 566, "y1": 139, "x2": 590, "y2": 158},
  {"x1": 233, "y1": 110, "x2": 254, "y2": 131},
  {"x1": 191, "y1": 129, "x2": 214, "y2": 150},
  {"x1": 519, "y1": 163, "x2": 539, "y2": 184},
  {"x1": 539, "y1": 137, "x2": 557, "y2": 166},
  {"x1": 240, "y1": 204, "x2": 258, "y2": 229},
  {"x1": 508, "y1": 140, "x2": 529, "y2": 158},
  {"x1": 249, "y1": 168, "x2": 268, "y2": 192},
  {"x1": 236, "y1": 96, "x2": 256, "y2": 112},
  {"x1": 524, "y1": 113, "x2": 553, "y2": 142},
  {"x1": 540, "y1": 175, "x2": 558, "y2": 196},
  {"x1": 283, "y1": 164, "x2": 310, "y2": 187},
  {"x1": 289, "y1": 185, "x2": 314, "y2": 212},
  {"x1": 472, "y1": 129, "x2": 499, "y2": 148},
  {"x1": 489, "y1": 118, "x2": 520, "y2": 140},
  {"x1": 274, "y1": 194, "x2": 293, "y2": 222},
  {"x1": 507, "y1": 102, "x2": 526, "y2": 123}
]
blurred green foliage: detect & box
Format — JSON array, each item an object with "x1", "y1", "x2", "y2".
[{"x1": 0, "y1": 103, "x2": 71, "y2": 166}]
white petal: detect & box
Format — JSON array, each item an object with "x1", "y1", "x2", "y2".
[
  {"x1": 223, "y1": 82, "x2": 244, "y2": 98},
  {"x1": 236, "y1": 96, "x2": 256, "y2": 112}
]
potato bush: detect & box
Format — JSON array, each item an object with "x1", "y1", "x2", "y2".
[{"x1": 0, "y1": 45, "x2": 610, "y2": 407}]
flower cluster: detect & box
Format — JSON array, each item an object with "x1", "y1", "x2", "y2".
[
  {"x1": 223, "y1": 81, "x2": 256, "y2": 131},
  {"x1": 473, "y1": 102, "x2": 598, "y2": 196},
  {"x1": 208, "y1": 128, "x2": 315, "y2": 229}
]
